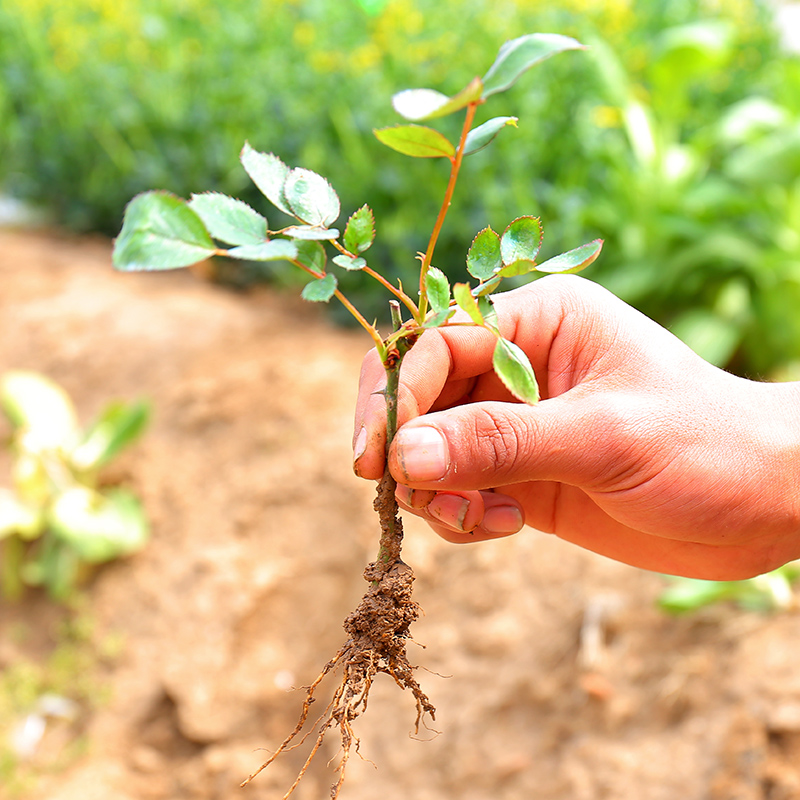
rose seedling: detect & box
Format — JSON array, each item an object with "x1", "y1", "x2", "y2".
[{"x1": 112, "y1": 33, "x2": 601, "y2": 798}]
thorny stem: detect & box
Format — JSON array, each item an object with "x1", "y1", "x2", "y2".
[{"x1": 417, "y1": 101, "x2": 479, "y2": 319}]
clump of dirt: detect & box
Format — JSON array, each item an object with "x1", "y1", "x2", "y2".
[{"x1": 242, "y1": 474, "x2": 435, "y2": 798}]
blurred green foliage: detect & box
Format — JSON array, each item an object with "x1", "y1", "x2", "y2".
[{"x1": 1, "y1": 0, "x2": 799, "y2": 376}]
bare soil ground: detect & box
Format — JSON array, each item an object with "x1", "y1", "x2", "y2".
[{"x1": 2, "y1": 229, "x2": 800, "y2": 800}]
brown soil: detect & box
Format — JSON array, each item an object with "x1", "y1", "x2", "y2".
[{"x1": 2, "y1": 229, "x2": 800, "y2": 800}]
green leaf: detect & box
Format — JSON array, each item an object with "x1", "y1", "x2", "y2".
[
  {"x1": 113, "y1": 191, "x2": 216, "y2": 271},
  {"x1": 464, "y1": 116, "x2": 519, "y2": 156},
  {"x1": 284, "y1": 168, "x2": 340, "y2": 227},
  {"x1": 187, "y1": 192, "x2": 268, "y2": 246},
  {"x1": 0, "y1": 370, "x2": 79, "y2": 450},
  {"x1": 301, "y1": 273, "x2": 338, "y2": 302},
  {"x1": 479, "y1": 295, "x2": 498, "y2": 331},
  {"x1": 332, "y1": 254, "x2": 367, "y2": 271},
  {"x1": 374, "y1": 125, "x2": 455, "y2": 158},
  {"x1": 49, "y1": 487, "x2": 149, "y2": 563},
  {"x1": 535, "y1": 239, "x2": 603, "y2": 274},
  {"x1": 467, "y1": 227, "x2": 503, "y2": 279},
  {"x1": 500, "y1": 216, "x2": 543, "y2": 265},
  {"x1": 482, "y1": 33, "x2": 585, "y2": 99},
  {"x1": 453, "y1": 282, "x2": 484, "y2": 325},
  {"x1": 226, "y1": 240, "x2": 298, "y2": 261},
  {"x1": 70, "y1": 400, "x2": 150, "y2": 471},
  {"x1": 294, "y1": 240, "x2": 327, "y2": 273},
  {"x1": 423, "y1": 308, "x2": 457, "y2": 328},
  {"x1": 425, "y1": 267, "x2": 451, "y2": 313},
  {"x1": 492, "y1": 337, "x2": 539, "y2": 404},
  {"x1": 391, "y1": 76, "x2": 483, "y2": 121},
  {"x1": 240, "y1": 143, "x2": 292, "y2": 215},
  {"x1": 472, "y1": 275, "x2": 503, "y2": 297},
  {"x1": 344, "y1": 205, "x2": 376, "y2": 254},
  {"x1": 282, "y1": 225, "x2": 340, "y2": 241}
]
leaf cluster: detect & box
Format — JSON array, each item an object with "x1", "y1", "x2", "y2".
[
  {"x1": 112, "y1": 33, "x2": 603, "y2": 404},
  {"x1": 0, "y1": 371, "x2": 150, "y2": 601}
]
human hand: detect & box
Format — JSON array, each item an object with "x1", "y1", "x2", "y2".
[{"x1": 353, "y1": 275, "x2": 800, "y2": 580}]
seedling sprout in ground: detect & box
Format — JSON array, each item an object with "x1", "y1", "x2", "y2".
[{"x1": 112, "y1": 33, "x2": 602, "y2": 798}]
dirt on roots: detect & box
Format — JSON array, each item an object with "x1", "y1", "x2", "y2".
[{"x1": 2, "y1": 229, "x2": 800, "y2": 800}]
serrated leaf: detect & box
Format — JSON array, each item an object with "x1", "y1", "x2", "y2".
[
  {"x1": 423, "y1": 307, "x2": 457, "y2": 328},
  {"x1": 113, "y1": 191, "x2": 216, "y2": 271},
  {"x1": 240, "y1": 143, "x2": 292, "y2": 215},
  {"x1": 391, "y1": 77, "x2": 483, "y2": 121},
  {"x1": 535, "y1": 239, "x2": 604, "y2": 274},
  {"x1": 294, "y1": 240, "x2": 327, "y2": 273},
  {"x1": 482, "y1": 33, "x2": 585, "y2": 99},
  {"x1": 49, "y1": 487, "x2": 149, "y2": 563},
  {"x1": 333, "y1": 254, "x2": 367, "y2": 271},
  {"x1": 284, "y1": 168, "x2": 340, "y2": 227},
  {"x1": 187, "y1": 192, "x2": 268, "y2": 246},
  {"x1": 464, "y1": 116, "x2": 519, "y2": 156},
  {"x1": 282, "y1": 225, "x2": 340, "y2": 240},
  {"x1": 425, "y1": 267, "x2": 451, "y2": 313},
  {"x1": 301, "y1": 272, "x2": 338, "y2": 302},
  {"x1": 492, "y1": 337, "x2": 539, "y2": 404},
  {"x1": 226, "y1": 240, "x2": 298, "y2": 261},
  {"x1": 374, "y1": 125, "x2": 455, "y2": 158},
  {"x1": 472, "y1": 275, "x2": 503, "y2": 297},
  {"x1": 344, "y1": 205, "x2": 375, "y2": 254},
  {"x1": 500, "y1": 216, "x2": 543, "y2": 264},
  {"x1": 467, "y1": 226, "x2": 503, "y2": 279},
  {"x1": 498, "y1": 259, "x2": 538, "y2": 277},
  {"x1": 71, "y1": 400, "x2": 150, "y2": 471},
  {"x1": 453, "y1": 282, "x2": 484, "y2": 325}
]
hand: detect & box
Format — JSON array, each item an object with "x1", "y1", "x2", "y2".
[{"x1": 353, "y1": 275, "x2": 800, "y2": 580}]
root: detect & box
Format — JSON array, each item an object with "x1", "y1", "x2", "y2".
[{"x1": 241, "y1": 478, "x2": 435, "y2": 798}]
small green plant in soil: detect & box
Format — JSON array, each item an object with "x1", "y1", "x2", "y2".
[
  {"x1": 112, "y1": 33, "x2": 602, "y2": 798},
  {"x1": 0, "y1": 371, "x2": 150, "y2": 601}
]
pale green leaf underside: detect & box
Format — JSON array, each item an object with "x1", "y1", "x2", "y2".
[
  {"x1": 391, "y1": 76, "x2": 483, "y2": 121},
  {"x1": 113, "y1": 191, "x2": 216, "y2": 271},
  {"x1": 188, "y1": 192, "x2": 268, "y2": 246},
  {"x1": 284, "y1": 168, "x2": 340, "y2": 227},
  {"x1": 535, "y1": 239, "x2": 604, "y2": 273},
  {"x1": 282, "y1": 225, "x2": 340, "y2": 241},
  {"x1": 226, "y1": 240, "x2": 298, "y2": 261},
  {"x1": 374, "y1": 125, "x2": 455, "y2": 158},
  {"x1": 240, "y1": 143, "x2": 292, "y2": 215},
  {"x1": 294, "y1": 240, "x2": 327, "y2": 273},
  {"x1": 464, "y1": 116, "x2": 519, "y2": 156},
  {"x1": 482, "y1": 33, "x2": 585, "y2": 99},
  {"x1": 492, "y1": 337, "x2": 540, "y2": 404},
  {"x1": 332, "y1": 254, "x2": 367, "y2": 271}
]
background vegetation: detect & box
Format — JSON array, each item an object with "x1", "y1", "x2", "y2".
[{"x1": 2, "y1": 0, "x2": 799, "y2": 377}]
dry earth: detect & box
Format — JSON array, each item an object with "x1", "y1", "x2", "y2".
[{"x1": 2, "y1": 229, "x2": 800, "y2": 800}]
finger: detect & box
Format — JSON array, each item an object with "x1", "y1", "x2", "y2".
[{"x1": 396, "y1": 486, "x2": 525, "y2": 541}]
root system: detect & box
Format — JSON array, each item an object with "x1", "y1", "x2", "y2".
[{"x1": 240, "y1": 471, "x2": 436, "y2": 798}]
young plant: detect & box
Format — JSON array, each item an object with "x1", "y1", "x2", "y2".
[
  {"x1": 112, "y1": 33, "x2": 601, "y2": 798},
  {"x1": 0, "y1": 371, "x2": 150, "y2": 601}
]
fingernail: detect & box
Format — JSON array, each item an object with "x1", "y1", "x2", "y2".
[
  {"x1": 482, "y1": 506, "x2": 524, "y2": 535},
  {"x1": 394, "y1": 425, "x2": 449, "y2": 482},
  {"x1": 427, "y1": 494, "x2": 470, "y2": 531},
  {"x1": 353, "y1": 426, "x2": 368, "y2": 467}
]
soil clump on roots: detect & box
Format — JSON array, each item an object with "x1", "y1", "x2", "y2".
[{"x1": 240, "y1": 472, "x2": 436, "y2": 798}]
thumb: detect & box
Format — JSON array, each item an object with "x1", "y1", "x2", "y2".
[{"x1": 388, "y1": 396, "x2": 616, "y2": 492}]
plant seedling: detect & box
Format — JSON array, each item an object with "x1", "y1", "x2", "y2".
[
  {"x1": 0, "y1": 371, "x2": 150, "y2": 601},
  {"x1": 112, "y1": 33, "x2": 602, "y2": 798}
]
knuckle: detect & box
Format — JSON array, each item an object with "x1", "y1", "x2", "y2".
[{"x1": 472, "y1": 406, "x2": 527, "y2": 476}]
